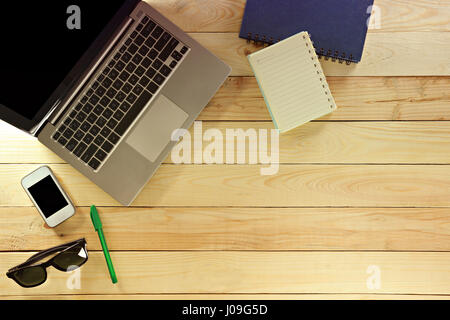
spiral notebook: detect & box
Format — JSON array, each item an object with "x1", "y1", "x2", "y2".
[
  {"x1": 240, "y1": 0, "x2": 374, "y2": 63},
  {"x1": 248, "y1": 32, "x2": 337, "y2": 133}
]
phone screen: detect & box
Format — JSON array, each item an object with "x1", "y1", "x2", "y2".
[{"x1": 27, "y1": 176, "x2": 68, "y2": 218}]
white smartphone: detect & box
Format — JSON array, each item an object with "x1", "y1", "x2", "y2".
[{"x1": 21, "y1": 166, "x2": 75, "y2": 227}]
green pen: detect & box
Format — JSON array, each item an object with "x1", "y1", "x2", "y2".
[{"x1": 90, "y1": 205, "x2": 117, "y2": 284}]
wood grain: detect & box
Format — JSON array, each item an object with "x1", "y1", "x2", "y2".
[
  {"x1": 145, "y1": 0, "x2": 450, "y2": 33},
  {"x1": 205, "y1": 77, "x2": 450, "y2": 121},
  {"x1": 189, "y1": 32, "x2": 450, "y2": 76},
  {"x1": 3, "y1": 294, "x2": 450, "y2": 300},
  {"x1": 1, "y1": 251, "x2": 450, "y2": 295},
  {"x1": 1, "y1": 207, "x2": 449, "y2": 252},
  {"x1": 3, "y1": 121, "x2": 450, "y2": 164},
  {"x1": 1, "y1": 164, "x2": 450, "y2": 207}
]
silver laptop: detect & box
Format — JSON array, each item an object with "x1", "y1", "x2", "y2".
[{"x1": 0, "y1": 1, "x2": 231, "y2": 205}]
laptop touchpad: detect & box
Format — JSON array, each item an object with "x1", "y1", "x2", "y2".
[{"x1": 126, "y1": 94, "x2": 189, "y2": 162}]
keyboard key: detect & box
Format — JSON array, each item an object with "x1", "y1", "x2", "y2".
[
  {"x1": 152, "y1": 59, "x2": 163, "y2": 70},
  {"x1": 125, "y1": 62, "x2": 137, "y2": 73},
  {"x1": 102, "y1": 141, "x2": 114, "y2": 153},
  {"x1": 114, "y1": 52, "x2": 121, "y2": 60},
  {"x1": 82, "y1": 104, "x2": 93, "y2": 114},
  {"x1": 115, "y1": 90, "x2": 152, "y2": 136},
  {"x1": 122, "y1": 83, "x2": 132, "y2": 94},
  {"x1": 141, "y1": 57, "x2": 152, "y2": 68},
  {"x1": 75, "y1": 103, "x2": 83, "y2": 111},
  {"x1": 170, "y1": 60, "x2": 177, "y2": 68},
  {"x1": 119, "y1": 45, "x2": 126, "y2": 53},
  {"x1": 128, "y1": 75, "x2": 139, "y2": 85},
  {"x1": 95, "y1": 86, "x2": 106, "y2": 97},
  {"x1": 74, "y1": 130, "x2": 84, "y2": 140},
  {"x1": 132, "y1": 53, "x2": 143, "y2": 65},
  {"x1": 81, "y1": 145, "x2": 98, "y2": 164},
  {"x1": 148, "y1": 49, "x2": 158, "y2": 59},
  {"x1": 147, "y1": 81, "x2": 159, "y2": 94},
  {"x1": 139, "y1": 76, "x2": 150, "y2": 87},
  {"x1": 89, "y1": 125, "x2": 100, "y2": 136},
  {"x1": 108, "y1": 60, "x2": 115, "y2": 69},
  {"x1": 109, "y1": 69, "x2": 119, "y2": 80},
  {"x1": 96, "y1": 117, "x2": 107, "y2": 127},
  {"x1": 160, "y1": 65, "x2": 172, "y2": 77},
  {"x1": 63, "y1": 128, "x2": 74, "y2": 139},
  {"x1": 88, "y1": 158, "x2": 101, "y2": 170},
  {"x1": 59, "y1": 125, "x2": 67, "y2": 134},
  {"x1": 172, "y1": 51, "x2": 183, "y2": 61},
  {"x1": 116, "y1": 91, "x2": 127, "y2": 102},
  {"x1": 145, "y1": 67, "x2": 156, "y2": 79},
  {"x1": 135, "y1": 66, "x2": 145, "y2": 77},
  {"x1": 130, "y1": 31, "x2": 138, "y2": 39},
  {"x1": 138, "y1": 45, "x2": 150, "y2": 56},
  {"x1": 64, "y1": 117, "x2": 72, "y2": 126},
  {"x1": 112, "y1": 80, "x2": 123, "y2": 91},
  {"x1": 102, "y1": 77, "x2": 113, "y2": 88},
  {"x1": 113, "y1": 110, "x2": 124, "y2": 121},
  {"x1": 83, "y1": 133, "x2": 94, "y2": 145},
  {"x1": 136, "y1": 24, "x2": 144, "y2": 32},
  {"x1": 154, "y1": 73, "x2": 165, "y2": 85},
  {"x1": 69, "y1": 120, "x2": 81, "y2": 131},
  {"x1": 93, "y1": 105, "x2": 105, "y2": 115},
  {"x1": 154, "y1": 32, "x2": 171, "y2": 51},
  {"x1": 119, "y1": 70, "x2": 130, "y2": 82},
  {"x1": 89, "y1": 95, "x2": 100, "y2": 105},
  {"x1": 109, "y1": 100, "x2": 120, "y2": 110},
  {"x1": 125, "y1": 38, "x2": 132, "y2": 46},
  {"x1": 144, "y1": 37, "x2": 156, "y2": 48},
  {"x1": 102, "y1": 67, "x2": 110, "y2": 76},
  {"x1": 66, "y1": 139, "x2": 78, "y2": 152},
  {"x1": 120, "y1": 102, "x2": 131, "y2": 113},
  {"x1": 121, "y1": 52, "x2": 132, "y2": 63},
  {"x1": 103, "y1": 109, "x2": 113, "y2": 119},
  {"x1": 152, "y1": 26, "x2": 163, "y2": 39},
  {"x1": 87, "y1": 114, "x2": 98, "y2": 124},
  {"x1": 70, "y1": 110, "x2": 78, "y2": 118},
  {"x1": 142, "y1": 16, "x2": 149, "y2": 24},
  {"x1": 94, "y1": 135, "x2": 105, "y2": 147},
  {"x1": 106, "y1": 88, "x2": 117, "y2": 99},
  {"x1": 127, "y1": 43, "x2": 138, "y2": 55},
  {"x1": 142, "y1": 20, "x2": 156, "y2": 37},
  {"x1": 180, "y1": 46, "x2": 188, "y2": 54},
  {"x1": 53, "y1": 132, "x2": 61, "y2": 140},
  {"x1": 99, "y1": 96, "x2": 111, "y2": 108},
  {"x1": 135, "y1": 35, "x2": 145, "y2": 46},
  {"x1": 126, "y1": 93, "x2": 137, "y2": 104},
  {"x1": 133, "y1": 84, "x2": 144, "y2": 96},
  {"x1": 108, "y1": 132, "x2": 120, "y2": 145},
  {"x1": 81, "y1": 122, "x2": 91, "y2": 132},
  {"x1": 58, "y1": 137, "x2": 68, "y2": 146},
  {"x1": 107, "y1": 119, "x2": 118, "y2": 129},
  {"x1": 74, "y1": 142, "x2": 88, "y2": 157},
  {"x1": 115, "y1": 60, "x2": 126, "y2": 72},
  {"x1": 101, "y1": 127, "x2": 112, "y2": 138}
]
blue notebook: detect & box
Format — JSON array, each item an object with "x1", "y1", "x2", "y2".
[{"x1": 239, "y1": 0, "x2": 374, "y2": 63}]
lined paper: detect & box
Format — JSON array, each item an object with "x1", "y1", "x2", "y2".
[{"x1": 248, "y1": 32, "x2": 337, "y2": 133}]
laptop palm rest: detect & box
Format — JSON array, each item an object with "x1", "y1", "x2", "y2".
[{"x1": 125, "y1": 94, "x2": 188, "y2": 162}]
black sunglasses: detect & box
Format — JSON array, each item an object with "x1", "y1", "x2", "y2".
[{"x1": 7, "y1": 238, "x2": 88, "y2": 288}]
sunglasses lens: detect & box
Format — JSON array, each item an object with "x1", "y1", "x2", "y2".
[
  {"x1": 52, "y1": 244, "x2": 88, "y2": 271},
  {"x1": 13, "y1": 266, "x2": 46, "y2": 287}
]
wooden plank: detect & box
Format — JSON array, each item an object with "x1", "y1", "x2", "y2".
[
  {"x1": 1, "y1": 252, "x2": 450, "y2": 295},
  {"x1": 205, "y1": 77, "x2": 450, "y2": 121},
  {"x1": 145, "y1": 0, "x2": 450, "y2": 33},
  {"x1": 3, "y1": 121, "x2": 450, "y2": 164},
  {"x1": 190, "y1": 32, "x2": 450, "y2": 76},
  {"x1": 3, "y1": 294, "x2": 450, "y2": 300},
  {"x1": 1, "y1": 164, "x2": 450, "y2": 207},
  {"x1": 1, "y1": 207, "x2": 450, "y2": 252}
]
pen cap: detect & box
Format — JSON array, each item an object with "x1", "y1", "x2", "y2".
[{"x1": 90, "y1": 205, "x2": 103, "y2": 231}]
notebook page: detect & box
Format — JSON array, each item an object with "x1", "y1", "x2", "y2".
[{"x1": 248, "y1": 32, "x2": 337, "y2": 133}]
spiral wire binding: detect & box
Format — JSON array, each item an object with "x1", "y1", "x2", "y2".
[
  {"x1": 247, "y1": 32, "x2": 353, "y2": 65},
  {"x1": 302, "y1": 33, "x2": 335, "y2": 111}
]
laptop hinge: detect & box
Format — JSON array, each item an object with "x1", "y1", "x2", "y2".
[{"x1": 47, "y1": 17, "x2": 134, "y2": 128}]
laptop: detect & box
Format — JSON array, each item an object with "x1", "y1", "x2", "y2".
[{"x1": 0, "y1": 1, "x2": 231, "y2": 205}]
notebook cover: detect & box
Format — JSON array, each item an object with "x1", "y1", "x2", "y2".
[{"x1": 239, "y1": 0, "x2": 374, "y2": 62}]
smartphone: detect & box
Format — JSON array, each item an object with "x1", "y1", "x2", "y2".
[{"x1": 21, "y1": 166, "x2": 75, "y2": 227}]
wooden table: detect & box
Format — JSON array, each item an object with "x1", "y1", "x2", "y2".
[{"x1": 1, "y1": 0, "x2": 450, "y2": 300}]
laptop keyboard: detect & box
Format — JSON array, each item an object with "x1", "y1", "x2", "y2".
[{"x1": 52, "y1": 15, "x2": 189, "y2": 171}]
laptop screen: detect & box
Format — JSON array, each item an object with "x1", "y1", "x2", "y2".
[{"x1": 0, "y1": 0, "x2": 127, "y2": 122}]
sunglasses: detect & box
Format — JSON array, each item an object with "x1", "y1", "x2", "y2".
[{"x1": 7, "y1": 238, "x2": 88, "y2": 288}]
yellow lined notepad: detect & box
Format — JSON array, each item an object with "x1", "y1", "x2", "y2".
[{"x1": 248, "y1": 32, "x2": 337, "y2": 133}]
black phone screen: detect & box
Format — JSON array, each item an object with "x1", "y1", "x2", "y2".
[{"x1": 28, "y1": 176, "x2": 69, "y2": 218}]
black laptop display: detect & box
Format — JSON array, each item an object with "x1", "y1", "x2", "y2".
[{"x1": 0, "y1": 0, "x2": 128, "y2": 131}]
